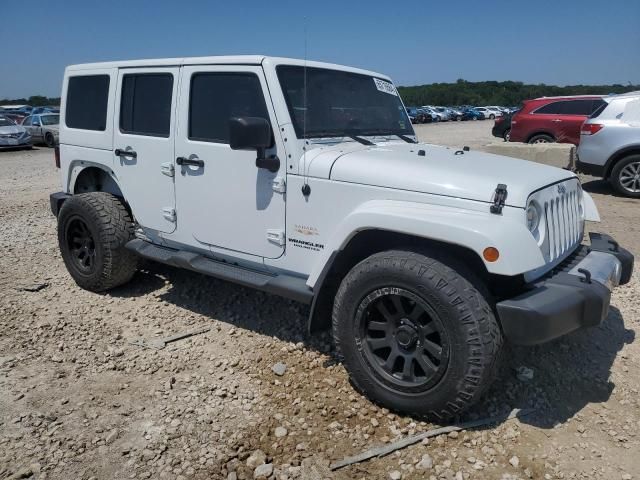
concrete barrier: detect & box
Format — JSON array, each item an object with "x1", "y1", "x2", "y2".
[{"x1": 481, "y1": 142, "x2": 574, "y2": 169}]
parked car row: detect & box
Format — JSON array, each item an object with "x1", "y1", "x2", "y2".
[
  {"x1": 406, "y1": 105, "x2": 515, "y2": 124},
  {"x1": 0, "y1": 111, "x2": 59, "y2": 149},
  {"x1": 490, "y1": 92, "x2": 640, "y2": 198}
]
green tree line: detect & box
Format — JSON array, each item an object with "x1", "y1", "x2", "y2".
[
  {"x1": 397, "y1": 79, "x2": 640, "y2": 107},
  {"x1": 0, "y1": 95, "x2": 61, "y2": 107}
]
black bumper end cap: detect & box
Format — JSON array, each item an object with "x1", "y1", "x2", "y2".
[
  {"x1": 50, "y1": 192, "x2": 71, "y2": 217},
  {"x1": 589, "y1": 232, "x2": 634, "y2": 285}
]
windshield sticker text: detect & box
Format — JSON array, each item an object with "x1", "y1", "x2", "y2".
[{"x1": 373, "y1": 78, "x2": 397, "y2": 96}]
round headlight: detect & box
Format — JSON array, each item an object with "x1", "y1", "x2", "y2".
[{"x1": 526, "y1": 202, "x2": 540, "y2": 233}]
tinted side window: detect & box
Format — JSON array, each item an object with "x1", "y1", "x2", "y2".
[
  {"x1": 189, "y1": 73, "x2": 269, "y2": 144},
  {"x1": 534, "y1": 101, "x2": 565, "y2": 114},
  {"x1": 561, "y1": 99, "x2": 597, "y2": 115},
  {"x1": 589, "y1": 100, "x2": 609, "y2": 118},
  {"x1": 120, "y1": 73, "x2": 173, "y2": 137},
  {"x1": 66, "y1": 75, "x2": 110, "y2": 131},
  {"x1": 22, "y1": 116, "x2": 32, "y2": 126}
]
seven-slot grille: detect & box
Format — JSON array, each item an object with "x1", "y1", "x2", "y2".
[{"x1": 542, "y1": 181, "x2": 583, "y2": 261}]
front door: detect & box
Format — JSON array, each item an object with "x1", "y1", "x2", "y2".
[
  {"x1": 24, "y1": 115, "x2": 42, "y2": 141},
  {"x1": 174, "y1": 65, "x2": 285, "y2": 259},
  {"x1": 112, "y1": 67, "x2": 179, "y2": 234}
]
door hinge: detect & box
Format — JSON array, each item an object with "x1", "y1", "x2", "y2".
[
  {"x1": 161, "y1": 162, "x2": 175, "y2": 177},
  {"x1": 162, "y1": 207, "x2": 176, "y2": 222},
  {"x1": 266, "y1": 229, "x2": 286, "y2": 246},
  {"x1": 272, "y1": 176, "x2": 286, "y2": 193}
]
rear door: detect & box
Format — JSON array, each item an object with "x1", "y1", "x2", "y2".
[
  {"x1": 112, "y1": 67, "x2": 179, "y2": 234},
  {"x1": 557, "y1": 99, "x2": 601, "y2": 144}
]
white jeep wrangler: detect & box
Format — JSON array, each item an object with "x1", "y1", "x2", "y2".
[{"x1": 51, "y1": 56, "x2": 633, "y2": 420}]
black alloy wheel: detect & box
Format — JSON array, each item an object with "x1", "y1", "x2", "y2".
[
  {"x1": 65, "y1": 216, "x2": 97, "y2": 274},
  {"x1": 356, "y1": 288, "x2": 449, "y2": 390}
]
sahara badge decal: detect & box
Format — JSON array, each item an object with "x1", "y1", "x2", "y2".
[{"x1": 290, "y1": 224, "x2": 324, "y2": 251}]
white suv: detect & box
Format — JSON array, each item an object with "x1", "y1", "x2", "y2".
[
  {"x1": 50, "y1": 56, "x2": 633, "y2": 420},
  {"x1": 577, "y1": 92, "x2": 640, "y2": 197}
]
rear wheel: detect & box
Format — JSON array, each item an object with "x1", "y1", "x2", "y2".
[
  {"x1": 611, "y1": 154, "x2": 640, "y2": 198},
  {"x1": 44, "y1": 132, "x2": 56, "y2": 148},
  {"x1": 528, "y1": 134, "x2": 554, "y2": 144},
  {"x1": 332, "y1": 250, "x2": 503, "y2": 420},
  {"x1": 503, "y1": 128, "x2": 511, "y2": 142},
  {"x1": 58, "y1": 192, "x2": 138, "y2": 292},
  {"x1": 489, "y1": 114, "x2": 495, "y2": 120}
]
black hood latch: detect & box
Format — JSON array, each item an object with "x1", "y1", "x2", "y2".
[{"x1": 490, "y1": 184, "x2": 508, "y2": 214}]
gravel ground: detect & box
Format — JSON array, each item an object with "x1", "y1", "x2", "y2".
[{"x1": 1, "y1": 122, "x2": 639, "y2": 480}]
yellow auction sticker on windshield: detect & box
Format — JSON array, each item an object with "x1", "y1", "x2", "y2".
[{"x1": 373, "y1": 78, "x2": 397, "y2": 96}]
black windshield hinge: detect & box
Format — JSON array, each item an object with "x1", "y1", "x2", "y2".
[{"x1": 490, "y1": 184, "x2": 508, "y2": 214}]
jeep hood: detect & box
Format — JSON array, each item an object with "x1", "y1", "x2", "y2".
[{"x1": 303, "y1": 142, "x2": 575, "y2": 207}]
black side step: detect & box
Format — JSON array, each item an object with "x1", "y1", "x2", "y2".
[{"x1": 126, "y1": 239, "x2": 313, "y2": 304}]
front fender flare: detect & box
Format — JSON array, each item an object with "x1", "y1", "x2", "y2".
[{"x1": 306, "y1": 200, "x2": 544, "y2": 289}]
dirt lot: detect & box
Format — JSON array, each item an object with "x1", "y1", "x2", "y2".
[{"x1": 1, "y1": 121, "x2": 639, "y2": 480}]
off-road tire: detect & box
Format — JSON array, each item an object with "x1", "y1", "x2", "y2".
[
  {"x1": 332, "y1": 250, "x2": 503, "y2": 420},
  {"x1": 58, "y1": 192, "x2": 138, "y2": 292},
  {"x1": 610, "y1": 154, "x2": 640, "y2": 198},
  {"x1": 528, "y1": 134, "x2": 554, "y2": 144}
]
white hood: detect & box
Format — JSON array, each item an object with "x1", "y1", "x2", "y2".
[
  {"x1": 0, "y1": 124, "x2": 27, "y2": 135},
  {"x1": 302, "y1": 142, "x2": 575, "y2": 208}
]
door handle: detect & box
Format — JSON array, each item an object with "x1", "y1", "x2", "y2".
[
  {"x1": 176, "y1": 156, "x2": 204, "y2": 167},
  {"x1": 551, "y1": 119, "x2": 563, "y2": 123},
  {"x1": 115, "y1": 148, "x2": 137, "y2": 158}
]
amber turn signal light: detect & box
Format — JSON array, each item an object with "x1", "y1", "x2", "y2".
[{"x1": 483, "y1": 247, "x2": 500, "y2": 262}]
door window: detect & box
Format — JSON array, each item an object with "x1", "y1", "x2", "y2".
[
  {"x1": 188, "y1": 73, "x2": 270, "y2": 144},
  {"x1": 120, "y1": 73, "x2": 174, "y2": 137},
  {"x1": 561, "y1": 99, "x2": 598, "y2": 115},
  {"x1": 534, "y1": 101, "x2": 565, "y2": 114},
  {"x1": 22, "y1": 116, "x2": 32, "y2": 126}
]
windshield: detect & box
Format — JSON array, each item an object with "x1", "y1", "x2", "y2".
[
  {"x1": 277, "y1": 66, "x2": 413, "y2": 139},
  {"x1": 41, "y1": 114, "x2": 59, "y2": 126},
  {"x1": 0, "y1": 116, "x2": 16, "y2": 127}
]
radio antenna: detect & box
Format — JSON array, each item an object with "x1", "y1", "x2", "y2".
[{"x1": 301, "y1": 18, "x2": 311, "y2": 197}]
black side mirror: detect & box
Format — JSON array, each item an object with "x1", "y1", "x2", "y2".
[{"x1": 229, "y1": 117, "x2": 280, "y2": 172}]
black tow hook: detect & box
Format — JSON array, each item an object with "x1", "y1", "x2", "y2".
[{"x1": 577, "y1": 268, "x2": 592, "y2": 284}]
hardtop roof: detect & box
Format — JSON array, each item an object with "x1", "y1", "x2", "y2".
[{"x1": 64, "y1": 55, "x2": 390, "y2": 80}]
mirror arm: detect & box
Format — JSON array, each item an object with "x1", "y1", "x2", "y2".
[{"x1": 255, "y1": 148, "x2": 280, "y2": 173}]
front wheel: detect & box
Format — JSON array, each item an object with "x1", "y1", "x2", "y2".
[
  {"x1": 610, "y1": 154, "x2": 640, "y2": 198},
  {"x1": 58, "y1": 192, "x2": 138, "y2": 292},
  {"x1": 332, "y1": 250, "x2": 503, "y2": 420}
]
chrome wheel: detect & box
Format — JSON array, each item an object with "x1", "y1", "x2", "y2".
[{"x1": 619, "y1": 161, "x2": 640, "y2": 193}]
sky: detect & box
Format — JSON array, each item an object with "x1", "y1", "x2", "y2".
[{"x1": 1, "y1": 0, "x2": 639, "y2": 99}]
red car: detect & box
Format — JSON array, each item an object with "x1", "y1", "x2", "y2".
[{"x1": 509, "y1": 95, "x2": 606, "y2": 145}]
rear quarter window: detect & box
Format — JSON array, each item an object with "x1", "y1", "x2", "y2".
[{"x1": 65, "y1": 75, "x2": 110, "y2": 131}]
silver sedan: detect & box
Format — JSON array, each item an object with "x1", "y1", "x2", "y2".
[
  {"x1": 22, "y1": 113, "x2": 59, "y2": 147},
  {"x1": 0, "y1": 115, "x2": 31, "y2": 149}
]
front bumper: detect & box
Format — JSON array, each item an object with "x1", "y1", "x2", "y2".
[
  {"x1": 497, "y1": 233, "x2": 633, "y2": 345},
  {"x1": 0, "y1": 136, "x2": 31, "y2": 148}
]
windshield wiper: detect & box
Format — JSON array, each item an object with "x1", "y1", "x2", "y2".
[
  {"x1": 359, "y1": 130, "x2": 417, "y2": 144},
  {"x1": 397, "y1": 134, "x2": 417, "y2": 144},
  {"x1": 305, "y1": 131, "x2": 375, "y2": 146},
  {"x1": 348, "y1": 135, "x2": 375, "y2": 146}
]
